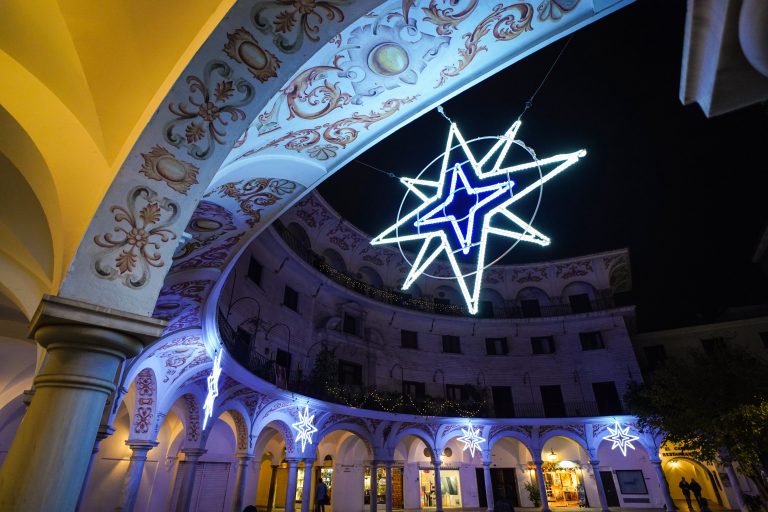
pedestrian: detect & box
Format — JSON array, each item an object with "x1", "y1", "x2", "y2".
[
  {"x1": 689, "y1": 478, "x2": 703, "y2": 508},
  {"x1": 679, "y1": 477, "x2": 693, "y2": 509},
  {"x1": 316, "y1": 476, "x2": 329, "y2": 512}
]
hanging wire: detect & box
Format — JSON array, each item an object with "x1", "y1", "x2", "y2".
[{"x1": 353, "y1": 33, "x2": 574, "y2": 178}]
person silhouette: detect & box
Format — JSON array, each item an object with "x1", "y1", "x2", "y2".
[
  {"x1": 679, "y1": 477, "x2": 693, "y2": 509},
  {"x1": 689, "y1": 478, "x2": 703, "y2": 508}
]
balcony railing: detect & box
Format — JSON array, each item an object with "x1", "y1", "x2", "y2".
[{"x1": 273, "y1": 220, "x2": 617, "y2": 319}]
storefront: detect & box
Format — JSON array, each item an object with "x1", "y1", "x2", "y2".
[
  {"x1": 418, "y1": 468, "x2": 462, "y2": 508},
  {"x1": 541, "y1": 461, "x2": 588, "y2": 507},
  {"x1": 364, "y1": 466, "x2": 403, "y2": 508}
]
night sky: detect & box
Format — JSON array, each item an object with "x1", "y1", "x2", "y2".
[{"x1": 318, "y1": 1, "x2": 768, "y2": 332}]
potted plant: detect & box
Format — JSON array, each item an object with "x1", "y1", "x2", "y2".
[{"x1": 524, "y1": 480, "x2": 541, "y2": 507}]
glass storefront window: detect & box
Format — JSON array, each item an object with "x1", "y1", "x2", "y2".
[
  {"x1": 419, "y1": 469, "x2": 462, "y2": 508},
  {"x1": 542, "y1": 462, "x2": 586, "y2": 507}
]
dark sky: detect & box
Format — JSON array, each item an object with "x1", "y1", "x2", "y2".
[{"x1": 318, "y1": 0, "x2": 768, "y2": 332}]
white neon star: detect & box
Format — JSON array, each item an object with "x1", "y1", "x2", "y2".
[
  {"x1": 371, "y1": 121, "x2": 586, "y2": 314},
  {"x1": 292, "y1": 405, "x2": 318, "y2": 453},
  {"x1": 457, "y1": 423, "x2": 486, "y2": 458},
  {"x1": 202, "y1": 350, "x2": 222, "y2": 430},
  {"x1": 603, "y1": 421, "x2": 639, "y2": 456}
]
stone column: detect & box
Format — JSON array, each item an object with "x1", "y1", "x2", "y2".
[
  {"x1": 0, "y1": 296, "x2": 163, "y2": 512},
  {"x1": 266, "y1": 465, "x2": 279, "y2": 512},
  {"x1": 385, "y1": 462, "x2": 393, "y2": 512},
  {"x1": 433, "y1": 460, "x2": 443, "y2": 512},
  {"x1": 76, "y1": 425, "x2": 114, "y2": 511},
  {"x1": 369, "y1": 461, "x2": 378, "y2": 512},
  {"x1": 116, "y1": 440, "x2": 158, "y2": 512},
  {"x1": 650, "y1": 459, "x2": 675, "y2": 511},
  {"x1": 301, "y1": 460, "x2": 315, "y2": 512},
  {"x1": 175, "y1": 448, "x2": 207, "y2": 512},
  {"x1": 589, "y1": 460, "x2": 610, "y2": 512},
  {"x1": 483, "y1": 462, "x2": 495, "y2": 512},
  {"x1": 286, "y1": 459, "x2": 299, "y2": 512},
  {"x1": 534, "y1": 460, "x2": 550, "y2": 512},
  {"x1": 232, "y1": 453, "x2": 255, "y2": 512},
  {"x1": 724, "y1": 464, "x2": 748, "y2": 512}
]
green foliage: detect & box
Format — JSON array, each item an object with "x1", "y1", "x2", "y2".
[
  {"x1": 524, "y1": 480, "x2": 541, "y2": 506},
  {"x1": 625, "y1": 345, "x2": 768, "y2": 491},
  {"x1": 310, "y1": 344, "x2": 338, "y2": 392}
]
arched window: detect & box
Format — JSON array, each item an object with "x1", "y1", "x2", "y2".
[
  {"x1": 287, "y1": 222, "x2": 311, "y2": 249},
  {"x1": 562, "y1": 281, "x2": 597, "y2": 313},
  {"x1": 357, "y1": 266, "x2": 384, "y2": 288},
  {"x1": 516, "y1": 287, "x2": 551, "y2": 317},
  {"x1": 322, "y1": 248, "x2": 347, "y2": 273}
]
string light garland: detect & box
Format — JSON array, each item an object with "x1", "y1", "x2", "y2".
[
  {"x1": 603, "y1": 421, "x2": 640, "y2": 456},
  {"x1": 202, "y1": 349, "x2": 223, "y2": 430},
  {"x1": 292, "y1": 404, "x2": 318, "y2": 453},
  {"x1": 372, "y1": 120, "x2": 586, "y2": 314}
]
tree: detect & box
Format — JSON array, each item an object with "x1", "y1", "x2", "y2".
[
  {"x1": 625, "y1": 345, "x2": 768, "y2": 500},
  {"x1": 310, "y1": 344, "x2": 339, "y2": 394}
]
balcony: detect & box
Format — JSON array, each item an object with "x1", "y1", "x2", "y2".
[{"x1": 273, "y1": 220, "x2": 617, "y2": 319}]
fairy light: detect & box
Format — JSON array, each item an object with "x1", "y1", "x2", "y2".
[
  {"x1": 603, "y1": 421, "x2": 640, "y2": 456},
  {"x1": 372, "y1": 121, "x2": 586, "y2": 314},
  {"x1": 202, "y1": 349, "x2": 223, "y2": 430}
]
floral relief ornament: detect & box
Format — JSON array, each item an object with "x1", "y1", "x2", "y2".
[
  {"x1": 165, "y1": 60, "x2": 255, "y2": 160},
  {"x1": 208, "y1": 177, "x2": 299, "y2": 227},
  {"x1": 252, "y1": 0, "x2": 350, "y2": 54},
  {"x1": 94, "y1": 186, "x2": 179, "y2": 289}
]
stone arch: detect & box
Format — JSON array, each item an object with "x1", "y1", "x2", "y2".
[
  {"x1": 539, "y1": 430, "x2": 590, "y2": 455},
  {"x1": 516, "y1": 286, "x2": 551, "y2": 305},
  {"x1": 663, "y1": 457, "x2": 723, "y2": 506},
  {"x1": 287, "y1": 221, "x2": 312, "y2": 250},
  {"x1": 479, "y1": 287, "x2": 506, "y2": 316},
  {"x1": 388, "y1": 426, "x2": 435, "y2": 460},
  {"x1": 357, "y1": 265, "x2": 384, "y2": 288},
  {"x1": 220, "y1": 408, "x2": 250, "y2": 453},
  {"x1": 488, "y1": 429, "x2": 536, "y2": 455},
  {"x1": 433, "y1": 285, "x2": 462, "y2": 306},
  {"x1": 316, "y1": 421, "x2": 375, "y2": 457},
  {"x1": 252, "y1": 416, "x2": 296, "y2": 458},
  {"x1": 561, "y1": 280, "x2": 597, "y2": 300}
]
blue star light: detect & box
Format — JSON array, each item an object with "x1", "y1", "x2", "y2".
[
  {"x1": 457, "y1": 423, "x2": 486, "y2": 458},
  {"x1": 292, "y1": 404, "x2": 318, "y2": 453},
  {"x1": 603, "y1": 421, "x2": 640, "y2": 456},
  {"x1": 371, "y1": 121, "x2": 586, "y2": 314}
]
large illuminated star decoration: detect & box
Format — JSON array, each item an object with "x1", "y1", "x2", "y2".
[
  {"x1": 603, "y1": 421, "x2": 640, "y2": 456},
  {"x1": 202, "y1": 349, "x2": 223, "y2": 430},
  {"x1": 292, "y1": 404, "x2": 318, "y2": 453},
  {"x1": 371, "y1": 121, "x2": 586, "y2": 314},
  {"x1": 457, "y1": 423, "x2": 486, "y2": 458}
]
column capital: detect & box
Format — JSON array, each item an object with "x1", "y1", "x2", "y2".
[
  {"x1": 236, "y1": 452, "x2": 255, "y2": 462},
  {"x1": 285, "y1": 458, "x2": 301, "y2": 466},
  {"x1": 589, "y1": 459, "x2": 601, "y2": 466},
  {"x1": 432, "y1": 459, "x2": 442, "y2": 467},
  {"x1": 182, "y1": 448, "x2": 207, "y2": 461},
  {"x1": 30, "y1": 294, "x2": 165, "y2": 349},
  {"x1": 482, "y1": 460, "x2": 492, "y2": 467},
  {"x1": 125, "y1": 439, "x2": 159, "y2": 452},
  {"x1": 533, "y1": 459, "x2": 544, "y2": 466},
  {"x1": 383, "y1": 460, "x2": 394, "y2": 468}
]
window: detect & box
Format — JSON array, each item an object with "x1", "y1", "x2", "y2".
[
  {"x1": 283, "y1": 286, "x2": 299, "y2": 311},
  {"x1": 592, "y1": 381, "x2": 623, "y2": 415},
  {"x1": 615, "y1": 470, "x2": 648, "y2": 495},
  {"x1": 540, "y1": 385, "x2": 566, "y2": 418},
  {"x1": 569, "y1": 293, "x2": 592, "y2": 313},
  {"x1": 442, "y1": 335, "x2": 461, "y2": 354},
  {"x1": 492, "y1": 386, "x2": 515, "y2": 417},
  {"x1": 520, "y1": 299, "x2": 541, "y2": 317},
  {"x1": 248, "y1": 257, "x2": 263, "y2": 285},
  {"x1": 478, "y1": 300, "x2": 494, "y2": 318},
  {"x1": 446, "y1": 384, "x2": 465, "y2": 402},
  {"x1": 531, "y1": 336, "x2": 555, "y2": 354},
  {"x1": 579, "y1": 331, "x2": 605, "y2": 350},
  {"x1": 338, "y1": 360, "x2": 363, "y2": 387},
  {"x1": 485, "y1": 337, "x2": 508, "y2": 355},
  {"x1": 761, "y1": 332, "x2": 768, "y2": 349},
  {"x1": 402, "y1": 380, "x2": 425, "y2": 399},
  {"x1": 401, "y1": 330, "x2": 418, "y2": 349},
  {"x1": 643, "y1": 344, "x2": 667, "y2": 369},
  {"x1": 343, "y1": 314, "x2": 359, "y2": 336},
  {"x1": 701, "y1": 336, "x2": 726, "y2": 355}
]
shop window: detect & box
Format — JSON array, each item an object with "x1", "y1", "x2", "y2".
[
  {"x1": 643, "y1": 344, "x2": 666, "y2": 369},
  {"x1": 248, "y1": 257, "x2": 263, "y2": 285},
  {"x1": 342, "y1": 313, "x2": 359, "y2": 336},
  {"x1": 569, "y1": 293, "x2": 592, "y2": 313},
  {"x1": 761, "y1": 332, "x2": 768, "y2": 349},
  {"x1": 579, "y1": 331, "x2": 605, "y2": 350},
  {"x1": 338, "y1": 360, "x2": 363, "y2": 387},
  {"x1": 445, "y1": 384, "x2": 466, "y2": 402},
  {"x1": 592, "y1": 381, "x2": 623, "y2": 415},
  {"x1": 701, "y1": 336, "x2": 726, "y2": 355},
  {"x1": 521, "y1": 298, "x2": 541, "y2": 317},
  {"x1": 531, "y1": 336, "x2": 555, "y2": 354},
  {"x1": 442, "y1": 335, "x2": 461, "y2": 354},
  {"x1": 492, "y1": 386, "x2": 514, "y2": 417},
  {"x1": 401, "y1": 330, "x2": 418, "y2": 349},
  {"x1": 402, "y1": 380, "x2": 425, "y2": 399},
  {"x1": 614, "y1": 470, "x2": 648, "y2": 494},
  {"x1": 486, "y1": 337, "x2": 508, "y2": 355},
  {"x1": 283, "y1": 286, "x2": 299, "y2": 311},
  {"x1": 420, "y1": 469, "x2": 462, "y2": 508}
]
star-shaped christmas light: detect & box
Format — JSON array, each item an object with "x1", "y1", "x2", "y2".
[
  {"x1": 371, "y1": 121, "x2": 586, "y2": 314},
  {"x1": 202, "y1": 350, "x2": 222, "y2": 430},
  {"x1": 292, "y1": 404, "x2": 318, "y2": 453},
  {"x1": 603, "y1": 421, "x2": 640, "y2": 456},
  {"x1": 457, "y1": 423, "x2": 486, "y2": 458}
]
